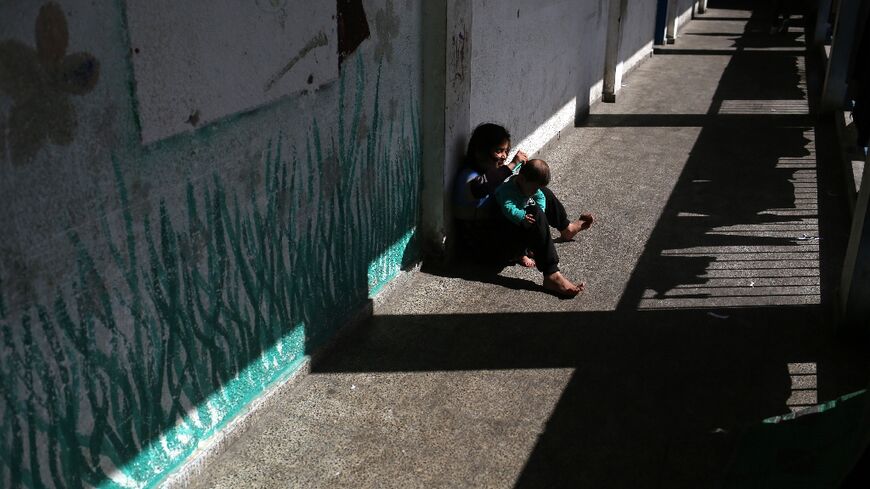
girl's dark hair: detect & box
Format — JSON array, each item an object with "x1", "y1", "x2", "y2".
[
  {"x1": 465, "y1": 123, "x2": 510, "y2": 171},
  {"x1": 519, "y1": 159, "x2": 551, "y2": 186}
]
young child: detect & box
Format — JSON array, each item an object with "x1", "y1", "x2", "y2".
[
  {"x1": 495, "y1": 158, "x2": 551, "y2": 230},
  {"x1": 455, "y1": 123, "x2": 590, "y2": 297},
  {"x1": 495, "y1": 159, "x2": 551, "y2": 270}
]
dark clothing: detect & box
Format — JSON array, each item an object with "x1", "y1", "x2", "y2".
[
  {"x1": 454, "y1": 217, "x2": 502, "y2": 263},
  {"x1": 453, "y1": 162, "x2": 567, "y2": 273},
  {"x1": 495, "y1": 204, "x2": 560, "y2": 275},
  {"x1": 468, "y1": 165, "x2": 513, "y2": 200},
  {"x1": 541, "y1": 186, "x2": 570, "y2": 231}
]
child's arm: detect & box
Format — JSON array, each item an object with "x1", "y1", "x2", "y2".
[
  {"x1": 533, "y1": 189, "x2": 547, "y2": 212},
  {"x1": 508, "y1": 150, "x2": 528, "y2": 172},
  {"x1": 468, "y1": 165, "x2": 513, "y2": 199},
  {"x1": 495, "y1": 185, "x2": 529, "y2": 225}
]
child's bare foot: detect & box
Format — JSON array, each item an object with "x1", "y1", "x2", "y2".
[
  {"x1": 519, "y1": 255, "x2": 536, "y2": 268},
  {"x1": 559, "y1": 221, "x2": 583, "y2": 241},
  {"x1": 560, "y1": 214, "x2": 596, "y2": 240},
  {"x1": 543, "y1": 271, "x2": 584, "y2": 297}
]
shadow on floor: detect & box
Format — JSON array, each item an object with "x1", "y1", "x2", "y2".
[
  {"x1": 313, "y1": 305, "x2": 868, "y2": 488},
  {"x1": 312, "y1": 1, "x2": 869, "y2": 487}
]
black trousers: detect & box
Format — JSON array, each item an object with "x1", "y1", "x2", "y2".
[
  {"x1": 541, "y1": 186, "x2": 570, "y2": 231},
  {"x1": 495, "y1": 205, "x2": 560, "y2": 275}
]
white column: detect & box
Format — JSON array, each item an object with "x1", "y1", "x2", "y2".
[
  {"x1": 603, "y1": 0, "x2": 628, "y2": 102},
  {"x1": 821, "y1": 0, "x2": 860, "y2": 114},
  {"x1": 666, "y1": 0, "x2": 678, "y2": 44},
  {"x1": 698, "y1": 0, "x2": 708, "y2": 15},
  {"x1": 840, "y1": 153, "x2": 870, "y2": 330}
]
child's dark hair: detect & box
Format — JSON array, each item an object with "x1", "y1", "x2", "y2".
[
  {"x1": 465, "y1": 123, "x2": 510, "y2": 170},
  {"x1": 520, "y1": 159, "x2": 551, "y2": 186}
]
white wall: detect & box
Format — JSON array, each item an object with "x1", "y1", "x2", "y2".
[
  {"x1": 470, "y1": 0, "x2": 609, "y2": 158},
  {"x1": 467, "y1": 0, "x2": 669, "y2": 160},
  {"x1": 0, "y1": 1, "x2": 688, "y2": 485},
  {"x1": 620, "y1": 0, "x2": 658, "y2": 75},
  {"x1": 0, "y1": 0, "x2": 423, "y2": 486},
  {"x1": 675, "y1": 0, "x2": 697, "y2": 38}
]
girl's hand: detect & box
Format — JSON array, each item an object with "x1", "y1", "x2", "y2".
[
  {"x1": 524, "y1": 213, "x2": 536, "y2": 226},
  {"x1": 508, "y1": 150, "x2": 528, "y2": 171}
]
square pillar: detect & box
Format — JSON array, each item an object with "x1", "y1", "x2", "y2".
[
  {"x1": 840, "y1": 154, "x2": 870, "y2": 332},
  {"x1": 666, "y1": 0, "x2": 678, "y2": 44},
  {"x1": 821, "y1": 0, "x2": 861, "y2": 114},
  {"x1": 420, "y1": 0, "x2": 472, "y2": 261},
  {"x1": 813, "y1": 0, "x2": 834, "y2": 48},
  {"x1": 603, "y1": 0, "x2": 628, "y2": 102}
]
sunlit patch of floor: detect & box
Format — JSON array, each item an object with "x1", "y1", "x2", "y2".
[
  {"x1": 786, "y1": 362, "x2": 818, "y2": 413},
  {"x1": 640, "y1": 145, "x2": 821, "y2": 309},
  {"x1": 718, "y1": 99, "x2": 809, "y2": 115}
]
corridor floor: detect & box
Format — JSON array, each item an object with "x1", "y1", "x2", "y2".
[{"x1": 188, "y1": 5, "x2": 870, "y2": 488}]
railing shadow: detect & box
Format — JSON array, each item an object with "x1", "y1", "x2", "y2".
[
  {"x1": 312, "y1": 304, "x2": 868, "y2": 488},
  {"x1": 311, "y1": 1, "x2": 870, "y2": 487}
]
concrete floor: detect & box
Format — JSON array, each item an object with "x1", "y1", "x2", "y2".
[{"x1": 187, "y1": 5, "x2": 870, "y2": 488}]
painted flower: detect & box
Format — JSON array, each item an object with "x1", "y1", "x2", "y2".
[{"x1": 0, "y1": 2, "x2": 99, "y2": 163}]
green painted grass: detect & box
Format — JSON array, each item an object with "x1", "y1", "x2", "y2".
[{"x1": 0, "y1": 56, "x2": 421, "y2": 488}]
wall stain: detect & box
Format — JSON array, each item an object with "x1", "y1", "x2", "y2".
[
  {"x1": 450, "y1": 28, "x2": 467, "y2": 84},
  {"x1": 0, "y1": 2, "x2": 99, "y2": 164},
  {"x1": 357, "y1": 108, "x2": 369, "y2": 142},
  {"x1": 320, "y1": 151, "x2": 341, "y2": 196},
  {"x1": 388, "y1": 98, "x2": 398, "y2": 122},
  {"x1": 255, "y1": 0, "x2": 288, "y2": 13},
  {"x1": 186, "y1": 109, "x2": 200, "y2": 127},
  {"x1": 374, "y1": 0, "x2": 400, "y2": 63},
  {"x1": 129, "y1": 176, "x2": 153, "y2": 217},
  {"x1": 337, "y1": 0, "x2": 370, "y2": 64},
  {"x1": 256, "y1": 1, "x2": 290, "y2": 31},
  {"x1": 0, "y1": 247, "x2": 39, "y2": 308},
  {"x1": 264, "y1": 31, "x2": 328, "y2": 92}
]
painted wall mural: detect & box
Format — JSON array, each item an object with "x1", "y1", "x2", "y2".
[
  {"x1": 0, "y1": 54, "x2": 421, "y2": 487},
  {"x1": 124, "y1": 0, "x2": 338, "y2": 144},
  {"x1": 0, "y1": 2, "x2": 100, "y2": 163}
]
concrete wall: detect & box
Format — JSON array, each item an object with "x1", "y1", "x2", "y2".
[
  {"x1": 620, "y1": 0, "x2": 658, "y2": 75},
  {"x1": 470, "y1": 0, "x2": 609, "y2": 160},
  {"x1": 0, "y1": 0, "x2": 421, "y2": 486},
  {"x1": 0, "y1": 0, "x2": 676, "y2": 486},
  {"x1": 467, "y1": 0, "x2": 666, "y2": 162},
  {"x1": 675, "y1": 0, "x2": 698, "y2": 38}
]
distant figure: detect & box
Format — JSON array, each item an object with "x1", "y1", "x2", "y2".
[
  {"x1": 453, "y1": 123, "x2": 594, "y2": 297},
  {"x1": 771, "y1": 0, "x2": 790, "y2": 34}
]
